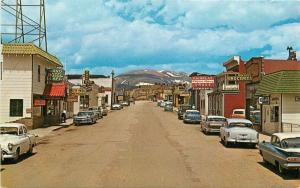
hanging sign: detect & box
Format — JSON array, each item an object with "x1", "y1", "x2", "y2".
[
  {"x1": 47, "y1": 68, "x2": 65, "y2": 82},
  {"x1": 227, "y1": 74, "x2": 252, "y2": 81}
]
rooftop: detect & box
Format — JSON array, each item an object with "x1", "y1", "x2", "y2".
[
  {"x1": 2, "y1": 43, "x2": 62, "y2": 66},
  {"x1": 256, "y1": 70, "x2": 300, "y2": 95}
]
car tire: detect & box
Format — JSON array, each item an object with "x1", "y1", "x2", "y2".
[
  {"x1": 13, "y1": 148, "x2": 20, "y2": 163},
  {"x1": 224, "y1": 138, "x2": 230, "y2": 147},
  {"x1": 277, "y1": 162, "x2": 287, "y2": 175},
  {"x1": 27, "y1": 145, "x2": 33, "y2": 155}
]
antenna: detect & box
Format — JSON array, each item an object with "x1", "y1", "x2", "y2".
[{"x1": 1, "y1": 0, "x2": 48, "y2": 51}]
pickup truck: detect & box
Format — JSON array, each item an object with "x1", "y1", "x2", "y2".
[{"x1": 0, "y1": 123, "x2": 36, "y2": 162}]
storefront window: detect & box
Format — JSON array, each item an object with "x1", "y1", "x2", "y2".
[
  {"x1": 270, "y1": 106, "x2": 279, "y2": 122},
  {"x1": 47, "y1": 100, "x2": 57, "y2": 116}
]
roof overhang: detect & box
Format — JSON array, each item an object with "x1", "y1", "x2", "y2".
[{"x1": 2, "y1": 43, "x2": 62, "y2": 67}]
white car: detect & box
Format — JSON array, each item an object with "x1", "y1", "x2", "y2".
[
  {"x1": 0, "y1": 123, "x2": 36, "y2": 162},
  {"x1": 259, "y1": 133, "x2": 300, "y2": 174},
  {"x1": 220, "y1": 119, "x2": 259, "y2": 148}
]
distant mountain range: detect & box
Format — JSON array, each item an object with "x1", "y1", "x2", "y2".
[{"x1": 115, "y1": 69, "x2": 191, "y2": 89}]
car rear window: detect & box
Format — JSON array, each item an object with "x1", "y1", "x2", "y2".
[
  {"x1": 281, "y1": 137, "x2": 300, "y2": 149},
  {"x1": 234, "y1": 111, "x2": 244, "y2": 114},
  {"x1": 229, "y1": 123, "x2": 252, "y2": 128},
  {"x1": 208, "y1": 118, "x2": 226, "y2": 122}
]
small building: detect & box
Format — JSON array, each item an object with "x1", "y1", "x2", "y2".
[
  {"x1": 0, "y1": 43, "x2": 64, "y2": 129},
  {"x1": 190, "y1": 73, "x2": 215, "y2": 115},
  {"x1": 67, "y1": 73, "x2": 113, "y2": 107},
  {"x1": 208, "y1": 56, "x2": 246, "y2": 118},
  {"x1": 245, "y1": 57, "x2": 300, "y2": 131},
  {"x1": 173, "y1": 84, "x2": 190, "y2": 107},
  {"x1": 255, "y1": 70, "x2": 300, "y2": 134}
]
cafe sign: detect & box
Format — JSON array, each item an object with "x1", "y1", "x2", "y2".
[
  {"x1": 34, "y1": 99, "x2": 46, "y2": 106},
  {"x1": 47, "y1": 68, "x2": 65, "y2": 82},
  {"x1": 227, "y1": 74, "x2": 252, "y2": 81}
]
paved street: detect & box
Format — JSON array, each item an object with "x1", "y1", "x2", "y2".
[{"x1": 1, "y1": 101, "x2": 299, "y2": 188}]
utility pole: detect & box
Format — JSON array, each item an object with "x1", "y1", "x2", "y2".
[{"x1": 110, "y1": 70, "x2": 115, "y2": 110}]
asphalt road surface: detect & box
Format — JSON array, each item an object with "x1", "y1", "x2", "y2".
[{"x1": 1, "y1": 101, "x2": 300, "y2": 188}]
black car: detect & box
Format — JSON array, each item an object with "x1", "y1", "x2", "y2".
[{"x1": 177, "y1": 104, "x2": 192, "y2": 119}]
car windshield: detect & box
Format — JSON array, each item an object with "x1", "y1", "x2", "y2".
[
  {"x1": 0, "y1": 127, "x2": 18, "y2": 135},
  {"x1": 180, "y1": 106, "x2": 191, "y2": 110},
  {"x1": 78, "y1": 112, "x2": 92, "y2": 116},
  {"x1": 228, "y1": 122, "x2": 252, "y2": 128},
  {"x1": 281, "y1": 137, "x2": 300, "y2": 148},
  {"x1": 208, "y1": 118, "x2": 226, "y2": 122},
  {"x1": 234, "y1": 111, "x2": 244, "y2": 114},
  {"x1": 187, "y1": 112, "x2": 200, "y2": 115}
]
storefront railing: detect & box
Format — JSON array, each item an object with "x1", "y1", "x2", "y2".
[{"x1": 281, "y1": 122, "x2": 300, "y2": 132}]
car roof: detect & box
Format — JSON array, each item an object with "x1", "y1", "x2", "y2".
[
  {"x1": 186, "y1": 110, "x2": 199, "y2": 113},
  {"x1": 0, "y1": 123, "x2": 24, "y2": 128},
  {"x1": 207, "y1": 115, "x2": 226, "y2": 119},
  {"x1": 273, "y1": 133, "x2": 300, "y2": 140},
  {"x1": 227, "y1": 118, "x2": 252, "y2": 124},
  {"x1": 233, "y1": 109, "x2": 245, "y2": 111}
]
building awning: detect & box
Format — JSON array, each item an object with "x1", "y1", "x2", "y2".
[
  {"x1": 44, "y1": 83, "x2": 66, "y2": 98},
  {"x1": 256, "y1": 70, "x2": 300, "y2": 96}
]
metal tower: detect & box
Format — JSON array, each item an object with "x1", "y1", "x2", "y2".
[{"x1": 1, "y1": 0, "x2": 48, "y2": 51}]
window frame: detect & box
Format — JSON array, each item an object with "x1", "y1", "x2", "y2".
[{"x1": 9, "y1": 99, "x2": 23, "y2": 117}]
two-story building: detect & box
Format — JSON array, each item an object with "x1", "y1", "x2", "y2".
[
  {"x1": 0, "y1": 43, "x2": 64, "y2": 129},
  {"x1": 208, "y1": 56, "x2": 247, "y2": 118}
]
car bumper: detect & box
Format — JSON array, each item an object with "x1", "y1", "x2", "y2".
[
  {"x1": 280, "y1": 163, "x2": 300, "y2": 170},
  {"x1": 227, "y1": 138, "x2": 259, "y2": 144},
  {"x1": 74, "y1": 119, "x2": 93, "y2": 124},
  {"x1": 207, "y1": 128, "x2": 220, "y2": 133},
  {"x1": 2, "y1": 150, "x2": 17, "y2": 160},
  {"x1": 184, "y1": 119, "x2": 201, "y2": 124}
]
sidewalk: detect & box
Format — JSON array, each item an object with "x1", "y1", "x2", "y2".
[{"x1": 29, "y1": 118, "x2": 73, "y2": 138}]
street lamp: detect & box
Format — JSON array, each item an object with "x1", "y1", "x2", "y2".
[{"x1": 110, "y1": 70, "x2": 115, "y2": 110}]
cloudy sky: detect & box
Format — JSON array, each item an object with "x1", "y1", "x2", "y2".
[{"x1": 2, "y1": 0, "x2": 300, "y2": 75}]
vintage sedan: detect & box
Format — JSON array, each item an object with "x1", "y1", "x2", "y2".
[
  {"x1": 177, "y1": 104, "x2": 191, "y2": 120},
  {"x1": 183, "y1": 110, "x2": 201, "y2": 124},
  {"x1": 164, "y1": 102, "x2": 173, "y2": 112},
  {"x1": 88, "y1": 107, "x2": 103, "y2": 119},
  {"x1": 220, "y1": 118, "x2": 259, "y2": 148},
  {"x1": 73, "y1": 111, "x2": 97, "y2": 125},
  {"x1": 259, "y1": 133, "x2": 300, "y2": 174},
  {"x1": 201, "y1": 115, "x2": 226, "y2": 134},
  {"x1": 112, "y1": 104, "x2": 122, "y2": 110},
  {"x1": 0, "y1": 123, "x2": 36, "y2": 162},
  {"x1": 100, "y1": 106, "x2": 108, "y2": 116}
]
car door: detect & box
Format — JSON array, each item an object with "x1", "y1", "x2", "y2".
[
  {"x1": 266, "y1": 136, "x2": 281, "y2": 165},
  {"x1": 22, "y1": 126, "x2": 31, "y2": 152}
]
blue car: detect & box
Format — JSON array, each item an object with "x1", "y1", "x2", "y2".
[{"x1": 183, "y1": 110, "x2": 201, "y2": 124}]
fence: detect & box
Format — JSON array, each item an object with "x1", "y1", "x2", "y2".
[{"x1": 281, "y1": 122, "x2": 300, "y2": 132}]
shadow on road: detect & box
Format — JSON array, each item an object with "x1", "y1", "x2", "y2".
[
  {"x1": 258, "y1": 162, "x2": 300, "y2": 180},
  {"x1": 217, "y1": 141, "x2": 258, "y2": 150}
]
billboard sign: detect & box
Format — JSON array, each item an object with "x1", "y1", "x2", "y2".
[{"x1": 192, "y1": 76, "x2": 215, "y2": 90}]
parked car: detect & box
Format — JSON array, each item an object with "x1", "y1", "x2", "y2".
[
  {"x1": 201, "y1": 115, "x2": 226, "y2": 134},
  {"x1": 88, "y1": 107, "x2": 103, "y2": 119},
  {"x1": 159, "y1": 100, "x2": 166, "y2": 108},
  {"x1": 112, "y1": 104, "x2": 122, "y2": 110},
  {"x1": 183, "y1": 110, "x2": 201, "y2": 124},
  {"x1": 74, "y1": 111, "x2": 97, "y2": 125},
  {"x1": 157, "y1": 100, "x2": 162, "y2": 106},
  {"x1": 250, "y1": 110, "x2": 261, "y2": 125},
  {"x1": 220, "y1": 118, "x2": 258, "y2": 148},
  {"x1": 164, "y1": 102, "x2": 173, "y2": 112},
  {"x1": 121, "y1": 101, "x2": 129, "y2": 106},
  {"x1": 177, "y1": 104, "x2": 192, "y2": 119},
  {"x1": 231, "y1": 109, "x2": 245, "y2": 119},
  {"x1": 100, "y1": 106, "x2": 108, "y2": 116},
  {"x1": 259, "y1": 133, "x2": 300, "y2": 174},
  {"x1": 0, "y1": 123, "x2": 36, "y2": 162}
]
